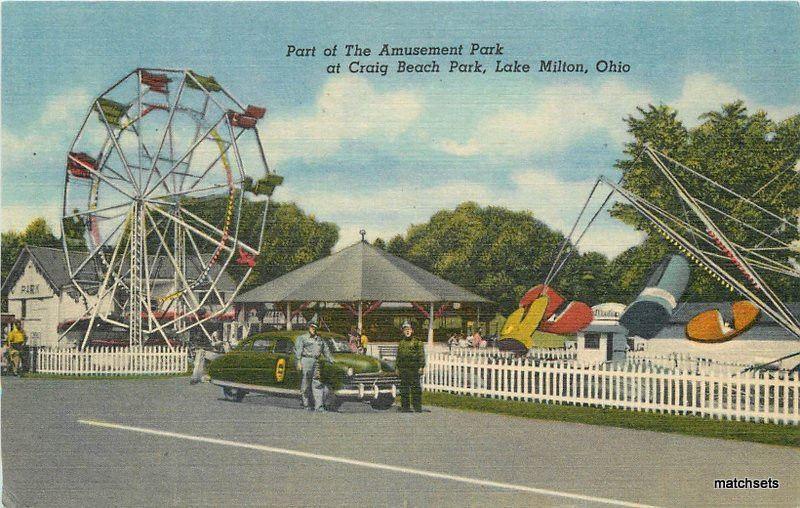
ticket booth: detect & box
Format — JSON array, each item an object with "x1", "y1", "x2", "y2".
[{"x1": 576, "y1": 303, "x2": 628, "y2": 364}]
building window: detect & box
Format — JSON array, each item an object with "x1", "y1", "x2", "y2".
[
  {"x1": 20, "y1": 299, "x2": 27, "y2": 319},
  {"x1": 584, "y1": 332, "x2": 600, "y2": 349}
]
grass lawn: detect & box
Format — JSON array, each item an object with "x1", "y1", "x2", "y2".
[{"x1": 423, "y1": 391, "x2": 800, "y2": 448}]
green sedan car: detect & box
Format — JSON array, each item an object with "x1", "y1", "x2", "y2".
[{"x1": 207, "y1": 333, "x2": 399, "y2": 410}]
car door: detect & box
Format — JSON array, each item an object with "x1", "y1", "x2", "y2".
[{"x1": 272, "y1": 338, "x2": 300, "y2": 387}]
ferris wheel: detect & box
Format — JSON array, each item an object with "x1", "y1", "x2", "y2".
[{"x1": 60, "y1": 68, "x2": 281, "y2": 349}]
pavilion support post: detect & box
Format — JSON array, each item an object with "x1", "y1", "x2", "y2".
[
  {"x1": 428, "y1": 301, "x2": 435, "y2": 345},
  {"x1": 357, "y1": 301, "x2": 363, "y2": 334},
  {"x1": 286, "y1": 302, "x2": 292, "y2": 331}
]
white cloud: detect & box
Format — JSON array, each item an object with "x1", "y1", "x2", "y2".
[
  {"x1": 0, "y1": 202, "x2": 61, "y2": 233},
  {"x1": 278, "y1": 167, "x2": 644, "y2": 258},
  {"x1": 263, "y1": 75, "x2": 423, "y2": 164},
  {"x1": 674, "y1": 73, "x2": 799, "y2": 124},
  {"x1": 2, "y1": 89, "x2": 93, "y2": 166},
  {"x1": 495, "y1": 169, "x2": 646, "y2": 257},
  {"x1": 437, "y1": 80, "x2": 653, "y2": 158},
  {"x1": 436, "y1": 138, "x2": 482, "y2": 157}
]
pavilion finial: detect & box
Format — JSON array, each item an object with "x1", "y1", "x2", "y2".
[{"x1": 359, "y1": 228, "x2": 366, "y2": 242}]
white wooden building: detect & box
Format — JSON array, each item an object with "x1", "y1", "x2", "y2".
[
  {"x1": 2, "y1": 246, "x2": 105, "y2": 347},
  {"x1": 1, "y1": 246, "x2": 236, "y2": 347},
  {"x1": 576, "y1": 303, "x2": 629, "y2": 364}
]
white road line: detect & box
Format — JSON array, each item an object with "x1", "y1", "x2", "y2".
[{"x1": 78, "y1": 419, "x2": 656, "y2": 508}]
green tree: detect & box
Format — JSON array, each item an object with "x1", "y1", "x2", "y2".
[
  {"x1": 387, "y1": 202, "x2": 610, "y2": 314},
  {"x1": 250, "y1": 201, "x2": 338, "y2": 285},
  {"x1": 180, "y1": 195, "x2": 338, "y2": 287},
  {"x1": 2, "y1": 217, "x2": 60, "y2": 282},
  {"x1": 613, "y1": 102, "x2": 800, "y2": 301}
]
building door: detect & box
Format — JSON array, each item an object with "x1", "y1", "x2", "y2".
[{"x1": 605, "y1": 333, "x2": 613, "y2": 361}]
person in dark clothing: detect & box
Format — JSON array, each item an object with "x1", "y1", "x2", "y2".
[{"x1": 395, "y1": 320, "x2": 425, "y2": 412}]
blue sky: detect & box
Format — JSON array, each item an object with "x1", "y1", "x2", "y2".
[{"x1": 2, "y1": 2, "x2": 798, "y2": 257}]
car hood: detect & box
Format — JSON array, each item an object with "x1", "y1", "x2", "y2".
[{"x1": 332, "y1": 353, "x2": 383, "y2": 373}]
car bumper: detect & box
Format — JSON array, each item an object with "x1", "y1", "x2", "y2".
[
  {"x1": 210, "y1": 379, "x2": 397, "y2": 401},
  {"x1": 336, "y1": 382, "x2": 397, "y2": 399}
]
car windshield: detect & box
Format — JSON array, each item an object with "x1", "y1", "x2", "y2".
[
  {"x1": 251, "y1": 339, "x2": 272, "y2": 352},
  {"x1": 274, "y1": 339, "x2": 294, "y2": 354}
]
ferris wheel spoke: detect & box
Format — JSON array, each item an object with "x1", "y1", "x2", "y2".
[
  {"x1": 149, "y1": 181, "x2": 239, "y2": 202},
  {"x1": 185, "y1": 128, "x2": 246, "y2": 193},
  {"x1": 144, "y1": 111, "x2": 228, "y2": 199},
  {"x1": 117, "y1": 119, "x2": 174, "y2": 197},
  {"x1": 68, "y1": 153, "x2": 137, "y2": 201},
  {"x1": 147, "y1": 202, "x2": 240, "y2": 319},
  {"x1": 143, "y1": 75, "x2": 187, "y2": 196},
  {"x1": 147, "y1": 204, "x2": 235, "y2": 256},
  {"x1": 95, "y1": 163, "x2": 132, "y2": 184},
  {"x1": 79, "y1": 213, "x2": 131, "y2": 349},
  {"x1": 180, "y1": 205, "x2": 258, "y2": 255},
  {"x1": 67, "y1": 214, "x2": 130, "y2": 279},
  {"x1": 183, "y1": 224, "x2": 226, "y2": 307},
  {"x1": 143, "y1": 205, "x2": 207, "y2": 313},
  {"x1": 95, "y1": 101, "x2": 142, "y2": 197},
  {"x1": 64, "y1": 201, "x2": 131, "y2": 220}
]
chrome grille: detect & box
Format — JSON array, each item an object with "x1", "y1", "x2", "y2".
[{"x1": 351, "y1": 373, "x2": 400, "y2": 385}]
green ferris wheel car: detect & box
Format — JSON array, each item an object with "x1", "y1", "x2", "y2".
[{"x1": 207, "y1": 332, "x2": 399, "y2": 411}]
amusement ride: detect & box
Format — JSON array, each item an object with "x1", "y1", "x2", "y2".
[
  {"x1": 59, "y1": 68, "x2": 282, "y2": 350},
  {"x1": 501, "y1": 144, "x2": 799, "y2": 368}
]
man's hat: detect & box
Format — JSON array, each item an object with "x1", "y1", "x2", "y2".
[
  {"x1": 307, "y1": 314, "x2": 319, "y2": 328},
  {"x1": 401, "y1": 320, "x2": 413, "y2": 330}
]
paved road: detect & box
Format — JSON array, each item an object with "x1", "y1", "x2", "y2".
[{"x1": 2, "y1": 377, "x2": 797, "y2": 507}]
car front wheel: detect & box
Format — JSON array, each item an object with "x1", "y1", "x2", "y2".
[
  {"x1": 370, "y1": 393, "x2": 395, "y2": 410},
  {"x1": 324, "y1": 395, "x2": 343, "y2": 412},
  {"x1": 222, "y1": 387, "x2": 247, "y2": 402}
]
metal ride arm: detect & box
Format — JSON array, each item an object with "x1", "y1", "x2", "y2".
[
  {"x1": 643, "y1": 147, "x2": 799, "y2": 336},
  {"x1": 598, "y1": 176, "x2": 800, "y2": 343}
]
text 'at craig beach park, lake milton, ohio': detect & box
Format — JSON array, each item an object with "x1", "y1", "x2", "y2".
[{"x1": 286, "y1": 42, "x2": 630, "y2": 76}]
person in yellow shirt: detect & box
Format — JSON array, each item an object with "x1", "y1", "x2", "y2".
[
  {"x1": 359, "y1": 331, "x2": 369, "y2": 354},
  {"x1": 6, "y1": 322, "x2": 26, "y2": 376}
]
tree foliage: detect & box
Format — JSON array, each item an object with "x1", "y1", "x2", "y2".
[
  {"x1": 387, "y1": 202, "x2": 611, "y2": 314},
  {"x1": 181, "y1": 196, "x2": 338, "y2": 288},
  {"x1": 613, "y1": 102, "x2": 800, "y2": 301},
  {"x1": 1, "y1": 218, "x2": 61, "y2": 281}
]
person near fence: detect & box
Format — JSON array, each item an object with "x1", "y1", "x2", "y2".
[
  {"x1": 472, "y1": 328, "x2": 483, "y2": 348},
  {"x1": 347, "y1": 327, "x2": 359, "y2": 353},
  {"x1": 190, "y1": 329, "x2": 227, "y2": 384},
  {"x1": 396, "y1": 320, "x2": 425, "y2": 412},
  {"x1": 6, "y1": 321, "x2": 26, "y2": 376},
  {"x1": 447, "y1": 334, "x2": 458, "y2": 352},
  {"x1": 294, "y1": 318, "x2": 335, "y2": 411},
  {"x1": 359, "y1": 330, "x2": 369, "y2": 355}
]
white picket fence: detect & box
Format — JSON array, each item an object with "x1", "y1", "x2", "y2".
[
  {"x1": 423, "y1": 352, "x2": 800, "y2": 425},
  {"x1": 36, "y1": 346, "x2": 188, "y2": 376},
  {"x1": 626, "y1": 350, "x2": 755, "y2": 375}
]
